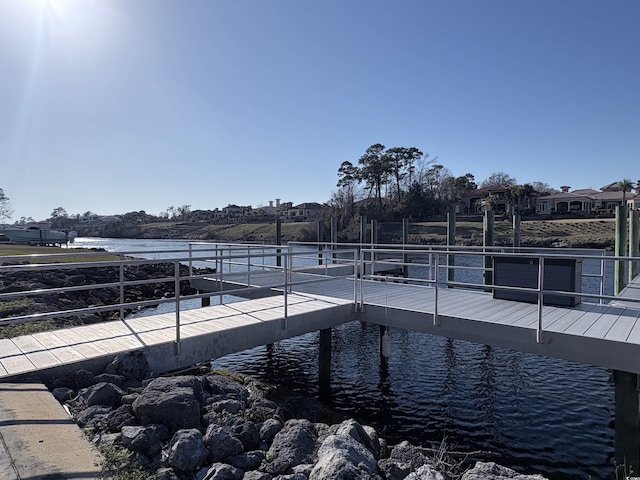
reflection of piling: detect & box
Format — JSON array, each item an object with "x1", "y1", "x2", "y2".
[
  {"x1": 318, "y1": 328, "x2": 332, "y2": 399},
  {"x1": 483, "y1": 211, "x2": 494, "y2": 287},
  {"x1": 379, "y1": 325, "x2": 390, "y2": 360},
  {"x1": 613, "y1": 370, "x2": 640, "y2": 477}
]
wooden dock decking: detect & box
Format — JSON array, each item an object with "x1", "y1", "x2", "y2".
[{"x1": 2, "y1": 266, "x2": 640, "y2": 378}]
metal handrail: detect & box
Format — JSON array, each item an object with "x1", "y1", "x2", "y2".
[
  {"x1": 2, "y1": 243, "x2": 637, "y2": 354},
  {"x1": 0, "y1": 245, "x2": 360, "y2": 354},
  {"x1": 357, "y1": 245, "x2": 638, "y2": 344}
]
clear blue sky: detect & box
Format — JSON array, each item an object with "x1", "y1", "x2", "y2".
[{"x1": 1, "y1": 0, "x2": 638, "y2": 222}]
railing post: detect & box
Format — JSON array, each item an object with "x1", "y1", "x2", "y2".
[
  {"x1": 353, "y1": 249, "x2": 358, "y2": 308},
  {"x1": 434, "y1": 253, "x2": 439, "y2": 326},
  {"x1": 247, "y1": 247, "x2": 251, "y2": 287},
  {"x1": 600, "y1": 252, "x2": 606, "y2": 305},
  {"x1": 119, "y1": 254, "x2": 125, "y2": 321},
  {"x1": 188, "y1": 243, "x2": 193, "y2": 276},
  {"x1": 536, "y1": 257, "x2": 545, "y2": 343},
  {"x1": 283, "y1": 253, "x2": 289, "y2": 332},
  {"x1": 629, "y1": 209, "x2": 639, "y2": 281},
  {"x1": 174, "y1": 261, "x2": 181, "y2": 355},
  {"x1": 359, "y1": 249, "x2": 365, "y2": 312},
  {"x1": 276, "y1": 217, "x2": 282, "y2": 267}
]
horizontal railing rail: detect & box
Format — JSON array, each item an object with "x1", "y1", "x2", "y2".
[
  {"x1": 355, "y1": 245, "x2": 638, "y2": 343},
  {"x1": 0, "y1": 244, "x2": 359, "y2": 354},
  {"x1": 1, "y1": 241, "x2": 637, "y2": 357}
]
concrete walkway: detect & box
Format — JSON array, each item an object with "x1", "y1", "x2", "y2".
[{"x1": 0, "y1": 379, "x2": 103, "y2": 479}]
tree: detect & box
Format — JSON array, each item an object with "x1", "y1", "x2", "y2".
[
  {"x1": 0, "y1": 188, "x2": 13, "y2": 223},
  {"x1": 176, "y1": 205, "x2": 191, "y2": 219},
  {"x1": 531, "y1": 181, "x2": 558, "y2": 196},
  {"x1": 619, "y1": 178, "x2": 634, "y2": 207},
  {"x1": 480, "y1": 172, "x2": 517, "y2": 188},
  {"x1": 50, "y1": 207, "x2": 69, "y2": 228},
  {"x1": 357, "y1": 143, "x2": 390, "y2": 206},
  {"x1": 383, "y1": 147, "x2": 423, "y2": 200}
]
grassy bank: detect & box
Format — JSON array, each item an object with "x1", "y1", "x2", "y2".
[
  {"x1": 399, "y1": 217, "x2": 617, "y2": 248},
  {"x1": 0, "y1": 244, "x2": 122, "y2": 262}
]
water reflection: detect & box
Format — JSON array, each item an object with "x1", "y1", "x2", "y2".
[{"x1": 211, "y1": 322, "x2": 615, "y2": 480}]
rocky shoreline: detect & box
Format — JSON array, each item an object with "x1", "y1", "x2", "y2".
[{"x1": 45, "y1": 351, "x2": 549, "y2": 480}]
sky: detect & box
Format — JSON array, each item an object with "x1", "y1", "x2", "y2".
[{"x1": 1, "y1": 0, "x2": 639, "y2": 222}]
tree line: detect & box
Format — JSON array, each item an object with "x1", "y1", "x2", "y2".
[{"x1": 324, "y1": 143, "x2": 560, "y2": 234}]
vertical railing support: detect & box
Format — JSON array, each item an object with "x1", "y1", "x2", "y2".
[
  {"x1": 536, "y1": 257, "x2": 545, "y2": 344},
  {"x1": 276, "y1": 217, "x2": 282, "y2": 267},
  {"x1": 119, "y1": 254, "x2": 125, "y2": 321},
  {"x1": 359, "y1": 249, "x2": 365, "y2": 312},
  {"x1": 174, "y1": 261, "x2": 181, "y2": 355},
  {"x1": 434, "y1": 253, "x2": 440, "y2": 326},
  {"x1": 283, "y1": 253, "x2": 289, "y2": 332},
  {"x1": 629, "y1": 209, "x2": 639, "y2": 281},
  {"x1": 352, "y1": 249, "x2": 358, "y2": 309}
]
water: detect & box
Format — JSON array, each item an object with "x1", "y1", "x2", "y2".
[{"x1": 70, "y1": 237, "x2": 617, "y2": 479}]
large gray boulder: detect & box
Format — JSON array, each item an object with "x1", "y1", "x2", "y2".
[
  {"x1": 334, "y1": 419, "x2": 380, "y2": 458},
  {"x1": 241, "y1": 472, "x2": 272, "y2": 480},
  {"x1": 132, "y1": 377, "x2": 202, "y2": 432},
  {"x1": 204, "y1": 424, "x2": 245, "y2": 462},
  {"x1": 166, "y1": 428, "x2": 209, "y2": 472},
  {"x1": 378, "y1": 441, "x2": 430, "y2": 480},
  {"x1": 265, "y1": 419, "x2": 318, "y2": 475},
  {"x1": 82, "y1": 382, "x2": 125, "y2": 407},
  {"x1": 207, "y1": 373, "x2": 250, "y2": 401},
  {"x1": 106, "y1": 404, "x2": 136, "y2": 432},
  {"x1": 309, "y1": 432, "x2": 380, "y2": 480},
  {"x1": 122, "y1": 424, "x2": 169, "y2": 456},
  {"x1": 405, "y1": 464, "x2": 446, "y2": 480},
  {"x1": 259, "y1": 418, "x2": 283, "y2": 444},
  {"x1": 195, "y1": 462, "x2": 244, "y2": 480},
  {"x1": 105, "y1": 350, "x2": 152, "y2": 381},
  {"x1": 222, "y1": 416, "x2": 260, "y2": 451},
  {"x1": 462, "y1": 462, "x2": 549, "y2": 480}
]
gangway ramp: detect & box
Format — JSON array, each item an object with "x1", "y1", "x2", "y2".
[{"x1": 0, "y1": 293, "x2": 354, "y2": 379}]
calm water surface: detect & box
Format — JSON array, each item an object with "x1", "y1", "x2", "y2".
[{"x1": 71, "y1": 237, "x2": 617, "y2": 479}]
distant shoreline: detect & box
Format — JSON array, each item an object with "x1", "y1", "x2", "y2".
[{"x1": 75, "y1": 217, "x2": 618, "y2": 250}]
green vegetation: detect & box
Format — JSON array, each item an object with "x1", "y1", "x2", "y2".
[
  {"x1": 398, "y1": 218, "x2": 616, "y2": 248},
  {"x1": 0, "y1": 244, "x2": 122, "y2": 262},
  {"x1": 97, "y1": 443, "x2": 155, "y2": 480},
  {"x1": 0, "y1": 318, "x2": 71, "y2": 339},
  {"x1": 133, "y1": 220, "x2": 318, "y2": 243}
]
